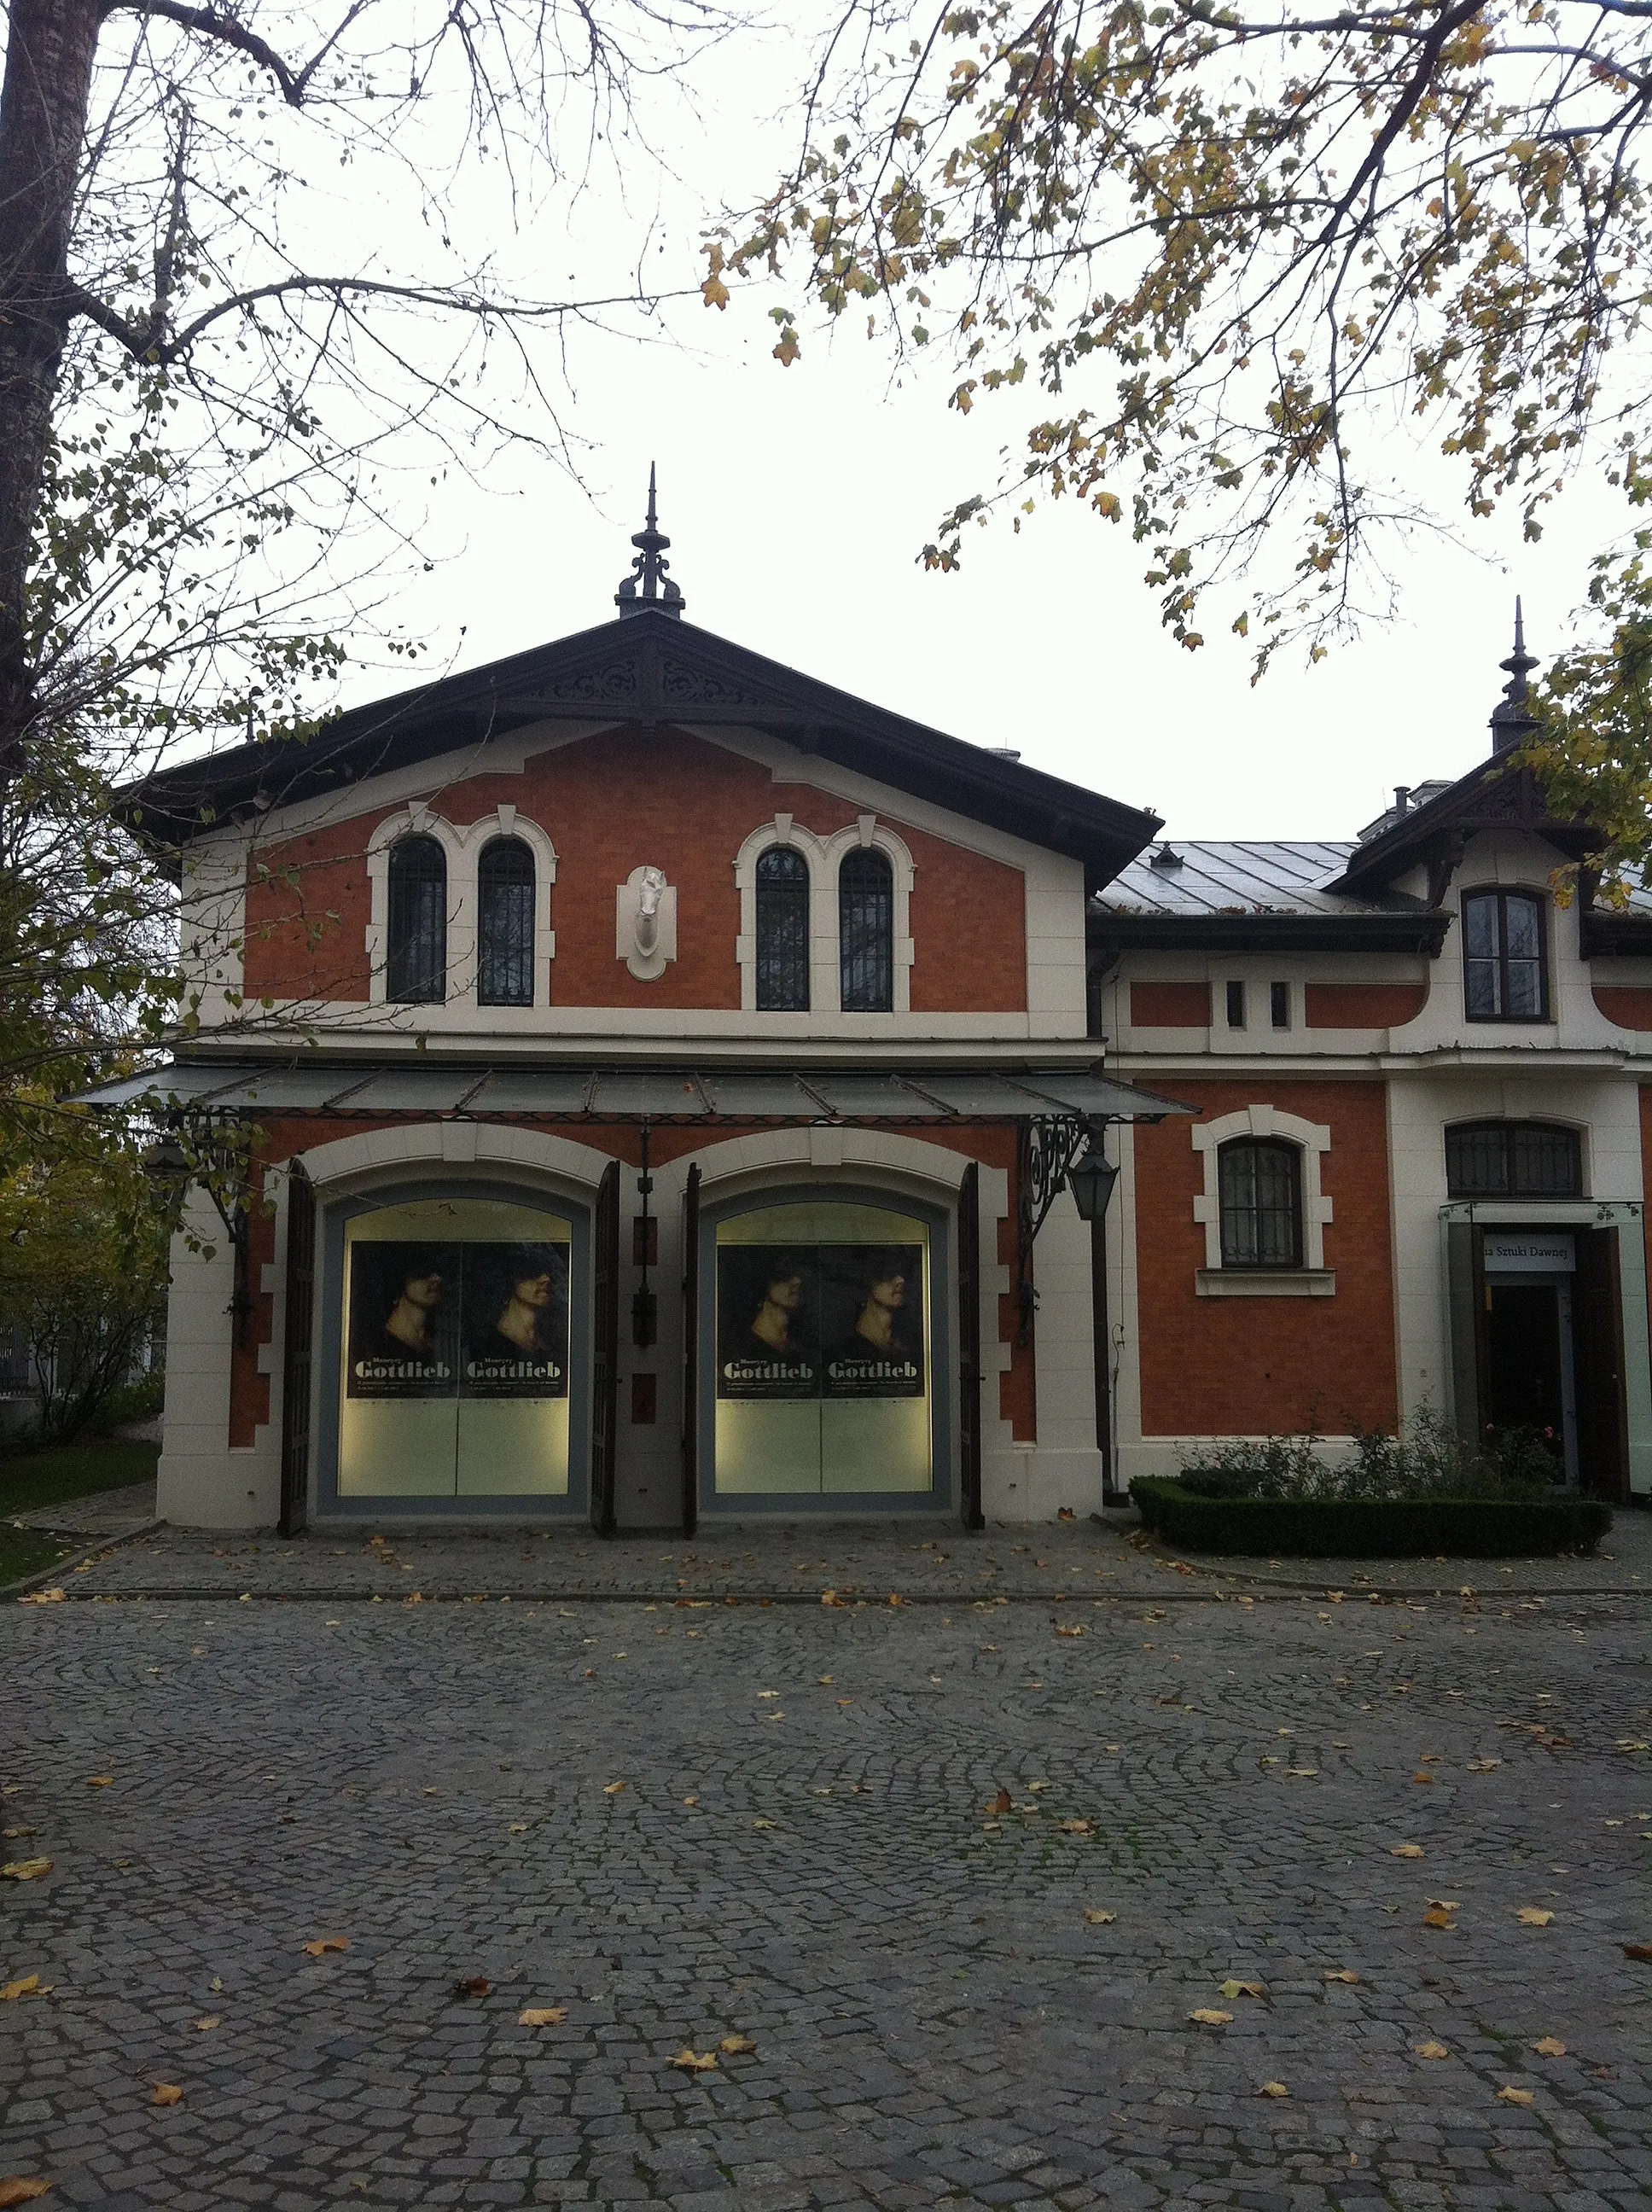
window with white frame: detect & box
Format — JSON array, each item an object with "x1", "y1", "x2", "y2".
[
  {"x1": 1217, "y1": 1137, "x2": 1303, "y2": 1268},
  {"x1": 839, "y1": 847, "x2": 894, "y2": 1013},
  {"x1": 478, "y1": 836, "x2": 536, "y2": 1008},
  {"x1": 386, "y1": 835, "x2": 448, "y2": 1004},
  {"x1": 754, "y1": 847, "x2": 811, "y2": 1010}
]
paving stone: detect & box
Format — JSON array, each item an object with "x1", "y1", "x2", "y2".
[{"x1": 0, "y1": 1577, "x2": 1645, "y2": 2207}]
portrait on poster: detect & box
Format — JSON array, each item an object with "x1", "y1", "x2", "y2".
[
  {"x1": 715, "y1": 1247, "x2": 820, "y2": 1399},
  {"x1": 461, "y1": 1241, "x2": 569, "y2": 1397},
  {"x1": 346, "y1": 1242, "x2": 461, "y2": 1398},
  {"x1": 821, "y1": 1243, "x2": 925, "y2": 1398}
]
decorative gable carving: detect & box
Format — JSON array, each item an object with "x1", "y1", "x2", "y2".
[
  {"x1": 539, "y1": 660, "x2": 638, "y2": 704},
  {"x1": 660, "y1": 659, "x2": 772, "y2": 710}
]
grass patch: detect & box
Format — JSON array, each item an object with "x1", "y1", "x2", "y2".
[
  {"x1": 0, "y1": 1439, "x2": 160, "y2": 1519},
  {"x1": 0, "y1": 1525, "x2": 77, "y2": 1587}
]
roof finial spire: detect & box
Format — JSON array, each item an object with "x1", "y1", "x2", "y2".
[
  {"x1": 614, "y1": 463, "x2": 685, "y2": 619},
  {"x1": 1489, "y1": 594, "x2": 1538, "y2": 755}
]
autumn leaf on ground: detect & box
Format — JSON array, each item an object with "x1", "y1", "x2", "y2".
[
  {"x1": 18, "y1": 1589, "x2": 64, "y2": 1605},
  {"x1": 1056, "y1": 1625, "x2": 1085, "y2": 1639},
  {"x1": 1219, "y1": 1980, "x2": 1265, "y2": 2000},
  {"x1": 1323, "y1": 1970, "x2": 1359, "y2": 1984},
  {"x1": 989, "y1": 1788, "x2": 1012, "y2": 1815},
  {"x1": 519, "y1": 2007, "x2": 567, "y2": 2027},
  {"x1": 1057, "y1": 1819, "x2": 1094, "y2": 1837},
  {"x1": 1258, "y1": 2081, "x2": 1289, "y2": 2098},
  {"x1": 1411, "y1": 1771, "x2": 1434, "y2": 1784},
  {"x1": 0, "y1": 2180, "x2": 53, "y2": 2204},
  {"x1": 1422, "y1": 1909, "x2": 1456, "y2": 1930},
  {"x1": 301, "y1": 1937, "x2": 348, "y2": 1956},
  {"x1": 1466, "y1": 1759, "x2": 1501, "y2": 1773},
  {"x1": 1621, "y1": 1943, "x2": 1652, "y2": 1961},
  {"x1": 453, "y1": 1976, "x2": 490, "y2": 1999},
  {"x1": 1057, "y1": 1506, "x2": 1075, "y2": 1522},
  {"x1": 719, "y1": 2034, "x2": 756, "y2": 2054},
  {"x1": 0, "y1": 1861, "x2": 51, "y2": 1882},
  {"x1": 192, "y1": 2017, "x2": 220, "y2": 2032},
  {"x1": 752, "y1": 1819, "x2": 777, "y2": 1830},
  {"x1": 1516, "y1": 1907, "x2": 1554, "y2": 1926},
  {"x1": 1533, "y1": 2037, "x2": 1567, "y2": 2057},
  {"x1": 1415, "y1": 2041, "x2": 1451, "y2": 2059},
  {"x1": 1497, "y1": 2086, "x2": 1534, "y2": 2105},
  {"x1": 667, "y1": 2048, "x2": 718, "y2": 2072},
  {"x1": 602, "y1": 1781, "x2": 625, "y2": 1796},
  {"x1": 1391, "y1": 1843, "x2": 1424, "y2": 1859},
  {"x1": 1, "y1": 1976, "x2": 51, "y2": 2001},
  {"x1": 1189, "y1": 2008, "x2": 1232, "y2": 2026},
  {"x1": 150, "y1": 2083, "x2": 183, "y2": 2107},
  {"x1": 819, "y1": 1590, "x2": 845, "y2": 1608},
  {"x1": 84, "y1": 1777, "x2": 112, "y2": 1790},
  {"x1": 508, "y1": 1823, "x2": 528, "y2": 1835},
  {"x1": 1082, "y1": 1909, "x2": 1115, "y2": 1925}
]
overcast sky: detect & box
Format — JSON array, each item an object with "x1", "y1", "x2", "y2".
[{"x1": 208, "y1": 5, "x2": 1634, "y2": 847}]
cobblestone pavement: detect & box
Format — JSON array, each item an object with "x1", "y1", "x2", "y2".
[
  {"x1": 33, "y1": 1505, "x2": 1652, "y2": 1605},
  {"x1": 3, "y1": 1588, "x2": 1650, "y2": 2209},
  {"x1": 14, "y1": 1484, "x2": 160, "y2": 1540}
]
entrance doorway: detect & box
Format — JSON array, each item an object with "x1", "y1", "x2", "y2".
[{"x1": 1484, "y1": 1273, "x2": 1576, "y2": 1481}]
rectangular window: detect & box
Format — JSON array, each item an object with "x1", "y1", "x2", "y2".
[
  {"x1": 1446, "y1": 1122, "x2": 1582, "y2": 1199},
  {"x1": 1225, "y1": 981, "x2": 1246, "y2": 1029},
  {"x1": 1463, "y1": 890, "x2": 1548, "y2": 1021},
  {"x1": 1218, "y1": 1139, "x2": 1303, "y2": 1268},
  {"x1": 1270, "y1": 981, "x2": 1290, "y2": 1030}
]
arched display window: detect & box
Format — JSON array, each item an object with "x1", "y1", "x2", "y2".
[
  {"x1": 327, "y1": 1190, "x2": 586, "y2": 1507},
  {"x1": 386, "y1": 834, "x2": 449, "y2": 1004},
  {"x1": 698, "y1": 1186, "x2": 952, "y2": 1510}
]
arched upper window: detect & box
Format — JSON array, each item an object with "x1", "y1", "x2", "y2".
[
  {"x1": 477, "y1": 836, "x2": 535, "y2": 1008},
  {"x1": 755, "y1": 847, "x2": 810, "y2": 1011},
  {"x1": 1462, "y1": 888, "x2": 1547, "y2": 1021},
  {"x1": 386, "y1": 834, "x2": 447, "y2": 1004},
  {"x1": 1218, "y1": 1138, "x2": 1302, "y2": 1269},
  {"x1": 839, "y1": 847, "x2": 893, "y2": 1014},
  {"x1": 1446, "y1": 1121, "x2": 1581, "y2": 1199}
]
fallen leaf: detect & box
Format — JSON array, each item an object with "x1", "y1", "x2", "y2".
[
  {"x1": 719, "y1": 2033, "x2": 756, "y2": 2054},
  {"x1": 151, "y1": 2083, "x2": 183, "y2": 2107},
  {"x1": 209, "y1": 1978, "x2": 223, "y2": 1994},
  {"x1": 758, "y1": 1691, "x2": 779, "y2": 1700},
  {"x1": 989, "y1": 1788, "x2": 1012, "y2": 1814},
  {"x1": 518, "y1": 2007, "x2": 567, "y2": 2027},
  {"x1": 1466, "y1": 1759, "x2": 1502, "y2": 1773},
  {"x1": 301, "y1": 1937, "x2": 348, "y2": 1956},
  {"x1": 1323, "y1": 1970, "x2": 1360, "y2": 1984},
  {"x1": 17, "y1": 1589, "x2": 64, "y2": 1605},
  {"x1": 0, "y1": 2180, "x2": 52, "y2": 2204},
  {"x1": 1189, "y1": 2008, "x2": 1232, "y2": 2026},
  {"x1": 1057, "y1": 1506, "x2": 1075, "y2": 1522},
  {"x1": 1621, "y1": 1943, "x2": 1652, "y2": 1961},
  {"x1": 1415, "y1": 2041, "x2": 1451, "y2": 2060},
  {"x1": 1, "y1": 1828, "x2": 33, "y2": 1839},
  {"x1": 1412, "y1": 1771, "x2": 1434, "y2": 1784},
  {"x1": 819, "y1": 1590, "x2": 845, "y2": 1608},
  {"x1": 667, "y1": 2048, "x2": 718, "y2": 2073},
  {"x1": 1220, "y1": 1980, "x2": 1265, "y2": 2000},
  {"x1": 1055, "y1": 1625, "x2": 1085, "y2": 1639},
  {"x1": 1, "y1": 1976, "x2": 49, "y2": 2001},
  {"x1": 1082, "y1": 1909, "x2": 1115, "y2": 1925},
  {"x1": 1258, "y1": 2081, "x2": 1289, "y2": 2098},
  {"x1": 192, "y1": 2017, "x2": 219, "y2": 2032},
  {"x1": 1516, "y1": 1907, "x2": 1554, "y2": 1927},
  {"x1": 1422, "y1": 1909, "x2": 1456, "y2": 1930},
  {"x1": 1497, "y1": 2086, "x2": 1534, "y2": 2106},
  {"x1": 1056, "y1": 1819, "x2": 1094, "y2": 1837},
  {"x1": 508, "y1": 1823, "x2": 528, "y2": 1835},
  {"x1": 1532, "y1": 2037, "x2": 1567, "y2": 2057},
  {"x1": 1391, "y1": 1843, "x2": 1424, "y2": 1859},
  {"x1": 0, "y1": 1860, "x2": 51, "y2": 1882},
  {"x1": 453, "y1": 1976, "x2": 490, "y2": 1999},
  {"x1": 602, "y1": 1781, "x2": 625, "y2": 1796},
  {"x1": 84, "y1": 1776, "x2": 113, "y2": 1790},
  {"x1": 752, "y1": 1819, "x2": 777, "y2": 1830},
  {"x1": 817, "y1": 1675, "x2": 834, "y2": 1685}
]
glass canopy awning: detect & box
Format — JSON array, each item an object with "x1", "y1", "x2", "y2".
[{"x1": 82, "y1": 1057, "x2": 1190, "y2": 1125}]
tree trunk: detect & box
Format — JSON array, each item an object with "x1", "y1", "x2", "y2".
[{"x1": 0, "y1": 0, "x2": 104, "y2": 780}]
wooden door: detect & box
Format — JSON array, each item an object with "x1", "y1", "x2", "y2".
[
  {"x1": 1573, "y1": 1226, "x2": 1630, "y2": 1499},
  {"x1": 957, "y1": 1161, "x2": 983, "y2": 1531},
  {"x1": 277, "y1": 1161, "x2": 315, "y2": 1538},
  {"x1": 681, "y1": 1164, "x2": 701, "y2": 1537},
  {"x1": 590, "y1": 1160, "x2": 620, "y2": 1535}
]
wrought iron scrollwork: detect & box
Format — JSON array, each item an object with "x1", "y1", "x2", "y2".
[{"x1": 1016, "y1": 1115, "x2": 1094, "y2": 1346}]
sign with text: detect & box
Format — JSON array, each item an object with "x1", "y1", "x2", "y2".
[
  {"x1": 716, "y1": 1242, "x2": 924, "y2": 1400},
  {"x1": 347, "y1": 1239, "x2": 569, "y2": 1399}
]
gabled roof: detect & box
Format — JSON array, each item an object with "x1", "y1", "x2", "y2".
[
  {"x1": 122, "y1": 605, "x2": 1160, "y2": 891},
  {"x1": 1325, "y1": 755, "x2": 1595, "y2": 903}
]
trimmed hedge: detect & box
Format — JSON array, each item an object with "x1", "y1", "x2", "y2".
[{"x1": 1130, "y1": 1477, "x2": 1612, "y2": 1558}]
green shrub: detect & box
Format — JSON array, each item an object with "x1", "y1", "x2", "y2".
[
  {"x1": 87, "y1": 1368, "x2": 165, "y2": 1435},
  {"x1": 1176, "y1": 1405, "x2": 1553, "y2": 1504},
  {"x1": 1131, "y1": 1478, "x2": 1611, "y2": 1557}
]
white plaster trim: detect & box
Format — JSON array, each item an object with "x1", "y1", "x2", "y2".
[
  {"x1": 1195, "y1": 1267, "x2": 1335, "y2": 1298},
  {"x1": 364, "y1": 805, "x2": 558, "y2": 1008},
  {"x1": 1190, "y1": 1103, "x2": 1333, "y2": 1272},
  {"x1": 733, "y1": 814, "x2": 916, "y2": 1017},
  {"x1": 296, "y1": 1121, "x2": 613, "y2": 1196}
]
